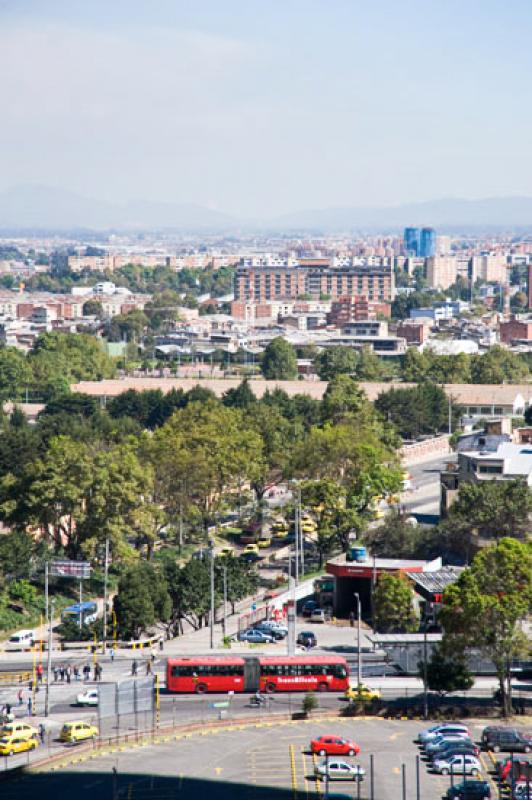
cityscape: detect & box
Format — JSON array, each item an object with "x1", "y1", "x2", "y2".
[{"x1": 0, "y1": 3, "x2": 531, "y2": 800}]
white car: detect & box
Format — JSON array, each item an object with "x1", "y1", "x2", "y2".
[
  {"x1": 432, "y1": 754, "x2": 482, "y2": 776},
  {"x1": 315, "y1": 759, "x2": 365, "y2": 782},
  {"x1": 76, "y1": 689, "x2": 99, "y2": 707},
  {"x1": 419, "y1": 723, "x2": 469, "y2": 743}
]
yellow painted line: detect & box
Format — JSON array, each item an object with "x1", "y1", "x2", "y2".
[
  {"x1": 301, "y1": 746, "x2": 309, "y2": 800},
  {"x1": 312, "y1": 751, "x2": 322, "y2": 798},
  {"x1": 289, "y1": 744, "x2": 298, "y2": 800}
]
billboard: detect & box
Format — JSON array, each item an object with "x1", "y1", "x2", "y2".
[{"x1": 50, "y1": 560, "x2": 92, "y2": 579}]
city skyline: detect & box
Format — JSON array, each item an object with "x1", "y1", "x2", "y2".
[{"x1": 2, "y1": 1, "x2": 532, "y2": 219}]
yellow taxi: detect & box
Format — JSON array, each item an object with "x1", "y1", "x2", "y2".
[
  {"x1": 59, "y1": 721, "x2": 99, "y2": 743},
  {"x1": 301, "y1": 519, "x2": 317, "y2": 533},
  {"x1": 257, "y1": 536, "x2": 272, "y2": 549},
  {"x1": 243, "y1": 543, "x2": 260, "y2": 555},
  {"x1": 0, "y1": 734, "x2": 39, "y2": 756},
  {"x1": 345, "y1": 684, "x2": 381, "y2": 702},
  {"x1": 1, "y1": 721, "x2": 39, "y2": 741},
  {"x1": 218, "y1": 546, "x2": 234, "y2": 557}
]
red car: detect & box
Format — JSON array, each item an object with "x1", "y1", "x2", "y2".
[{"x1": 310, "y1": 735, "x2": 360, "y2": 757}]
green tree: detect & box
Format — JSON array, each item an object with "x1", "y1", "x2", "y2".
[
  {"x1": 355, "y1": 346, "x2": 390, "y2": 381},
  {"x1": 105, "y1": 310, "x2": 148, "y2": 342},
  {"x1": 438, "y1": 538, "x2": 532, "y2": 716},
  {"x1": 420, "y1": 643, "x2": 474, "y2": 698},
  {"x1": 0, "y1": 347, "x2": 32, "y2": 401},
  {"x1": 375, "y1": 384, "x2": 450, "y2": 439},
  {"x1": 315, "y1": 347, "x2": 358, "y2": 381},
  {"x1": 114, "y1": 563, "x2": 166, "y2": 639},
  {"x1": 470, "y1": 346, "x2": 528, "y2": 384},
  {"x1": 222, "y1": 379, "x2": 257, "y2": 410},
  {"x1": 261, "y1": 337, "x2": 298, "y2": 380},
  {"x1": 363, "y1": 511, "x2": 424, "y2": 559},
  {"x1": 444, "y1": 480, "x2": 532, "y2": 547},
  {"x1": 82, "y1": 299, "x2": 104, "y2": 317},
  {"x1": 374, "y1": 573, "x2": 417, "y2": 633},
  {"x1": 152, "y1": 400, "x2": 263, "y2": 538}
]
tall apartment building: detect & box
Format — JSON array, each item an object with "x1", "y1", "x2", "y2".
[
  {"x1": 403, "y1": 227, "x2": 420, "y2": 256},
  {"x1": 419, "y1": 227, "x2": 436, "y2": 258},
  {"x1": 234, "y1": 259, "x2": 394, "y2": 304},
  {"x1": 471, "y1": 254, "x2": 508, "y2": 284},
  {"x1": 426, "y1": 255, "x2": 458, "y2": 289}
]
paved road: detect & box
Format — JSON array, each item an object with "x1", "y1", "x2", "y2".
[{"x1": 1, "y1": 718, "x2": 499, "y2": 800}]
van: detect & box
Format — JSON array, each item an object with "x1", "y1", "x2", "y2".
[{"x1": 4, "y1": 630, "x2": 34, "y2": 651}]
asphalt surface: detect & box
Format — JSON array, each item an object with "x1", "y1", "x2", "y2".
[{"x1": 0, "y1": 718, "x2": 500, "y2": 800}]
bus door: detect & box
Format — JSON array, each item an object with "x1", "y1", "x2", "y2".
[{"x1": 243, "y1": 657, "x2": 260, "y2": 692}]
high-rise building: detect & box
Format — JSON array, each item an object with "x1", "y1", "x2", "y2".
[
  {"x1": 426, "y1": 256, "x2": 458, "y2": 289},
  {"x1": 419, "y1": 227, "x2": 436, "y2": 258},
  {"x1": 404, "y1": 227, "x2": 420, "y2": 256}
]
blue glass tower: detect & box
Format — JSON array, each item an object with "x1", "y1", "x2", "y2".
[
  {"x1": 419, "y1": 227, "x2": 436, "y2": 258},
  {"x1": 404, "y1": 227, "x2": 420, "y2": 256}
]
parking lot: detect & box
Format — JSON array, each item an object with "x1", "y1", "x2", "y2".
[{"x1": 8, "y1": 718, "x2": 499, "y2": 800}]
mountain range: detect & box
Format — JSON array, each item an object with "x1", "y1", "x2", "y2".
[{"x1": 2, "y1": 185, "x2": 532, "y2": 231}]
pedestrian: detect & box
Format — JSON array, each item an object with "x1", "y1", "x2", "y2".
[
  {"x1": 94, "y1": 663, "x2": 102, "y2": 681},
  {"x1": 27, "y1": 697, "x2": 32, "y2": 716},
  {"x1": 83, "y1": 664, "x2": 90, "y2": 681},
  {"x1": 53, "y1": 666, "x2": 59, "y2": 682},
  {"x1": 151, "y1": 649, "x2": 156, "y2": 663},
  {"x1": 146, "y1": 661, "x2": 152, "y2": 675},
  {"x1": 66, "y1": 666, "x2": 71, "y2": 684},
  {"x1": 38, "y1": 723, "x2": 45, "y2": 744},
  {"x1": 73, "y1": 665, "x2": 79, "y2": 681},
  {"x1": 131, "y1": 660, "x2": 138, "y2": 677},
  {"x1": 17, "y1": 689, "x2": 24, "y2": 706},
  {"x1": 37, "y1": 664, "x2": 43, "y2": 684},
  {"x1": 109, "y1": 647, "x2": 115, "y2": 662},
  {"x1": 159, "y1": 638, "x2": 164, "y2": 652},
  {"x1": 5, "y1": 703, "x2": 11, "y2": 717},
  {"x1": 59, "y1": 665, "x2": 65, "y2": 682}
]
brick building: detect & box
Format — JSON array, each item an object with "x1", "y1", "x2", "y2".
[{"x1": 499, "y1": 317, "x2": 532, "y2": 344}]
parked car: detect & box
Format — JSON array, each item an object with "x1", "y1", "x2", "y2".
[
  {"x1": 484, "y1": 728, "x2": 532, "y2": 753},
  {"x1": 257, "y1": 620, "x2": 288, "y2": 633},
  {"x1": 237, "y1": 629, "x2": 275, "y2": 644},
  {"x1": 76, "y1": 689, "x2": 99, "y2": 707},
  {"x1": 218, "y1": 546, "x2": 234, "y2": 557},
  {"x1": 311, "y1": 735, "x2": 360, "y2": 757},
  {"x1": 302, "y1": 600, "x2": 319, "y2": 617},
  {"x1": 310, "y1": 609, "x2": 326, "y2": 623},
  {"x1": 59, "y1": 721, "x2": 98, "y2": 743},
  {"x1": 243, "y1": 543, "x2": 260, "y2": 556},
  {"x1": 446, "y1": 780, "x2": 491, "y2": 800},
  {"x1": 419, "y1": 723, "x2": 469, "y2": 743},
  {"x1": 425, "y1": 734, "x2": 473, "y2": 756},
  {"x1": 256, "y1": 623, "x2": 286, "y2": 640},
  {"x1": 257, "y1": 536, "x2": 272, "y2": 549},
  {"x1": 481, "y1": 725, "x2": 507, "y2": 744},
  {"x1": 297, "y1": 631, "x2": 317, "y2": 648},
  {"x1": 315, "y1": 759, "x2": 365, "y2": 782},
  {"x1": 0, "y1": 722, "x2": 38, "y2": 741},
  {"x1": 0, "y1": 735, "x2": 38, "y2": 756},
  {"x1": 344, "y1": 684, "x2": 381, "y2": 702},
  {"x1": 432, "y1": 754, "x2": 482, "y2": 776},
  {"x1": 429, "y1": 742, "x2": 480, "y2": 762}
]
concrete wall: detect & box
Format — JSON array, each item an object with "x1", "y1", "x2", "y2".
[{"x1": 400, "y1": 435, "x2": 451, "y2": 466}]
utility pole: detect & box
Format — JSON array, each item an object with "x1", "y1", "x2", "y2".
[
  {"x1": 222, "y1": 566, "x2": 227, "y2": 637},
  {"x1": 298, "y1": 486, "x2": 304, "y2": 578},
  {"x1": 354, "y1": 593, "x2": 362, "y2": 688},
  {"x1": 44, "y1": 600, "x2": 54, "y2": 717},
  {"x1": 79, "y1": 580, "x2": 82, "y2": 631},
  {"x1": 44, "y1": 562, "x2": 48, "y2": 634},
  {"x1": 294, "y1": 487, "x2": 299, "y2": 585},
  {"x1": 209, "y1": 542, "x2": 215, "y2": 650},
  {"x1": 102, "y1": 538, "x2": 109, "y2": 655},
  {"x1": 423, "y1": 623, "x2": 429, "y2": 720}
]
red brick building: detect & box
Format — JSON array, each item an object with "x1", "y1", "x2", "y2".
[{"x1": 499, "y1": 317, "x2": 532, "y2": 344}]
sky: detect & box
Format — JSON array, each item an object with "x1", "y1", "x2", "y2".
[{"x1": 1, "y1": 0, "x2": 532, "y2": 218}]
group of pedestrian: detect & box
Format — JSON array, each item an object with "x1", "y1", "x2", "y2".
[{"x1": 53, "y1": 664, "x2": 73, "y2": 683}]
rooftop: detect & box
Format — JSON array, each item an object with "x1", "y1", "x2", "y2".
[{"x1": 405, "y1": 566, "x2": 464, "y2": 595}]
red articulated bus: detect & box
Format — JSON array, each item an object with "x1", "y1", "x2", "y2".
[{"x1": 166, "y1": 655, "x2": 349, "y2": 694}]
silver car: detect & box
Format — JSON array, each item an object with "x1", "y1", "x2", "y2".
[
  {"x1": 432, "y1": 754, "x2": 482, "y2": 776},
  {"x1": 315, "y1": 760, "x2": 365, "y2": 782}
]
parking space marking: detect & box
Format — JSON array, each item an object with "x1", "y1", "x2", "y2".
[{"x1": 301, "y1": 746, "x2": 309, "y2": 800}]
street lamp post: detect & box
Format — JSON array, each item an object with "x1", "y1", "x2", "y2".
[
  {"x1": 209, "y1": 542, "x2": 215, "y2": 650},
  {"x1": 222, "y1": 566, "x2": 227, "y2": 637},
  {"x1": 44, "y1": 600, "x2": 54, "y2": 717},
  {"x1": 354, "y1": 593, "x2": 362, "y2": 688},
  {"x1": 422, "y1": 623, "x2": 429, "y2": 720}
]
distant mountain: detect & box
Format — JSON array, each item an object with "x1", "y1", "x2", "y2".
[
  {"x1": 0, "y1": 185, "x2": 236, "y2": 230},
  {"x1": 2, "y1": 185, "x2": 532, "y2": 231},
  {"x1": 273, "y1": 197, "x2": 532, "y2": 230}
]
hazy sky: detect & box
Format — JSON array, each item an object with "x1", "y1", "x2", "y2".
[{"x1": 1, "y1": 0, "x2": 532, "y2": 217}]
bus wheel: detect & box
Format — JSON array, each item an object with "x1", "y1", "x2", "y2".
[
  {"x1": 265, "y1": 683, "x2": 276, "y2": 693},
  {"x1": 195, "y1": 683, "x2": 208, "y2": 694},
  {"x1": 317, "y1": 683, "x2": 328, "y2": 692}
]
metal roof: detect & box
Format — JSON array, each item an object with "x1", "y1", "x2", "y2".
[{"x1": 405, "y1": 566, "x2": 463, "y2": 595}]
